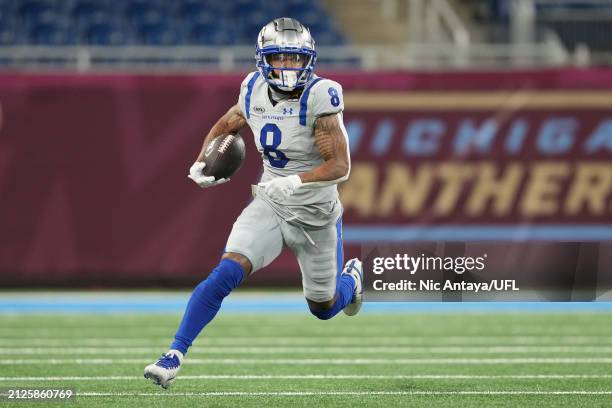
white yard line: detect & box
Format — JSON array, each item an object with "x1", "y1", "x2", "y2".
[
  {"x1": 2, "y1": 358, "x2": 612, "y2": 365},
  {"x1": 1, "y1": 374, "x2": 612, "y2": 381},
  {"x1": 2, "y1": 329, "x2": 610, "y2": 337},
  {"x1": 6, "y1": 346, "x2": 612, "y2": 354},
  {"x1": 1, "y1": 336, "x2": 611, "y2": 345},
  {"x1": 36, "y1": 391, "x2": 612, "y2": 397}
]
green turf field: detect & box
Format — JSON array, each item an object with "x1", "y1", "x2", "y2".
[{"x1": 1, "y1": 312, "x2": 612, "y2": 407}]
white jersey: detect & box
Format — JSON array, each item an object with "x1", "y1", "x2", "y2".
[{"x1": 237, "y1": 71, "x2": 345, "y2": 228}]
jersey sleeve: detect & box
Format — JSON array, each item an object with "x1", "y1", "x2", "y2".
[
  {"x1": 308, "y1": 79, "x2": 344, "y2": 124},
  {"x1": 237, "y1": 71, "x2": 258, "y2": 117}
]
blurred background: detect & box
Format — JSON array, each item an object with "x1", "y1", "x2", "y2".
[{"x1": 0, "y1": 0, "x2": 611, "y2": 291}]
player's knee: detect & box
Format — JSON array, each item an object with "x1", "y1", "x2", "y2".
[
  {"x1": 306, "y1": 298, "x2": 335, "y2": 320},
  {"x1": 193, "y1": 257, "x2": 246, "y2": 306},
  {"x1": 222, "y1": 252, "x2": 253, "y2": 276}
]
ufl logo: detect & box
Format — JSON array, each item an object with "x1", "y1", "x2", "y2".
[
  {"x1": 283, "y1": 107, "x2": 294, "y2": 115},
  {"x1": 253, "y1": 106, "x2": 265, "y2": 114}
]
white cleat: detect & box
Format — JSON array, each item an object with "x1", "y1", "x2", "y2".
[
  {"x1": 144, "y1": 349, "x2": 183, "y2": 389},
  {"x1": 342, "y1": 258, "x2": 363, "y2": 316}
]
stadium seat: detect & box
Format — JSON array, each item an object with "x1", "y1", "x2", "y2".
[
  {"x1": 31, "y1": 23, "x2": 77, "y2": 45},
  {"x1": 72, "y1": 1, "x2": 108, "y2": 21},
  {"x1": 181, "y1": 8, "x2": 218, "y2": 29},
  {"x1": 0, "y1": 24, "x2": 26, "y2": 45},
  {"x1": 179, "y1": 1, "x2": 206, "y2": 20},
  {"x1": 285, "y1": 0, "x2": 311, "y2": 6},
  {"x1": 0, "y1": 0, "x2": 348, "y2": 46},
  {"x1": 139, "y1": 22, "x2": 182, "y2": 45},
  {"x1": 191, "y1": 25, "x2": 235, "y2": 46},
  {"x1": 86, "y1": 23, "x2": 129, "y2": 45}
]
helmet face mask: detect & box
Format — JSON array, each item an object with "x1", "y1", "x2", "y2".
[{"x1": 255, "y1": 18, "x2": 317, "y2": 92}]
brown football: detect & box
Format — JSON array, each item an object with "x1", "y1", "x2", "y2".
[{"x1": 201, "y1": 133, "x2": 246, "y2": 180}]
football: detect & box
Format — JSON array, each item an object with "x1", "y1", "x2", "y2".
[{"x1": 202, "y1": 133, "x2": 246, "y2": 180}]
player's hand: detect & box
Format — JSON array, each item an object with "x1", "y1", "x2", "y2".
[
  {"x1": 259, "y1": 175, "x2": 302, "y2": 202},
  {"x1": 187, "y1": 162, "x2": 229, "y2": 188}
]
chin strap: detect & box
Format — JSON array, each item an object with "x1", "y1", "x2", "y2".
[{"x1": 268, "y1": 86, "x2": 301, "y2": 103}]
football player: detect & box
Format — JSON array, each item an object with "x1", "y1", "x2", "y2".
[{"x1": 144, "y1": 17, "x2": 363, "y2": 388}]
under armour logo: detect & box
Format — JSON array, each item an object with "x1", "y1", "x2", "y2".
[{"x1": 283, "y1": 108, "x2": 293, "y2": 115}]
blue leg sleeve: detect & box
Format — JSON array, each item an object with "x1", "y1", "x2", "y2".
[
  {"x1": 308, "y1": 273, "x2": 355, "y2": 320},
  {"x1": 170, "y1": 258, "x2": 244, "y2": 355}
]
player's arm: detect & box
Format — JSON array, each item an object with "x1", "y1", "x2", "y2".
[
  {"x1": 195, "y1": 104, "x2": 247, "y2": 161},
  {"x1": 188, "y1": 104, "x2": 248, "y2": 189},
  {"x1": 299, "y1": 112, "x2": 350, "y2": 185}
]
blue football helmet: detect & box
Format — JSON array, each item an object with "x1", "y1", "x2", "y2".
[{"x1": 255, "y1": 17, "x2": 317, "y2": 92}]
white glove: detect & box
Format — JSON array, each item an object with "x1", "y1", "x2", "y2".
[
  {"x1": 259, "y1": 175, "x2": 302, "y2": 202},
  {"x1": 187, "y1": 162, "x2": 229, "y2": 189}
]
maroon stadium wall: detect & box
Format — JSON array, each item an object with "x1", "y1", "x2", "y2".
[{"x1": 0, "y1": 69, "x2": 611, "y2": 286}]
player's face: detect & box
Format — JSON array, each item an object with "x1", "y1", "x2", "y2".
[{"x1": 267, "y1": 53, "x2": 307, "y2": 78}]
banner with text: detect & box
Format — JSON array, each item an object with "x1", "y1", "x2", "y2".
[{"x1": 0, "y1": 69, "x2": 611, "y2": 286}]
